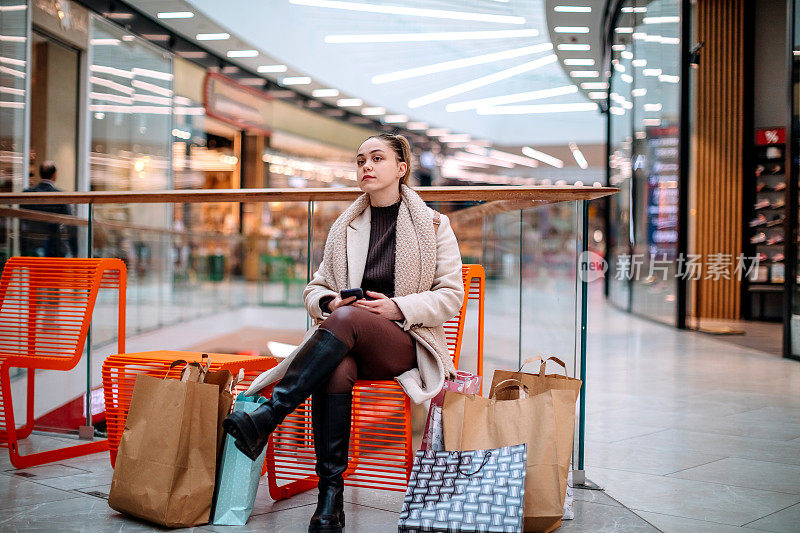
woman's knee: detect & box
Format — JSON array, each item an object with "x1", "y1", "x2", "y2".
[{"x1": 319, "y1": 305, "x2": 364, "y2": 345}]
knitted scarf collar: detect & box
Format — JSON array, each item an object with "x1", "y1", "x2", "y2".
[{"x1": 320, "y1": 184, "x2": 437, "y2": 296}]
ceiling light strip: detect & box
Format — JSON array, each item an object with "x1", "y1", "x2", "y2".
[
  {"x1": 446, "y1": 85, "x2": 577, "y2": 112},
  {"x1": 373, "y1": 43, "x2": 553, "y2": 84},
  {"x1": 326, "y1": 29, "x2": 538, "y2": 43},
  {"x1": 408, "y1": 55, "x2": 557, "y2": 109},
  {"x1": 521, "y1": 147, "x2": 564, "y2": 168},
  {"x1": 569, "y1": 142, "x2": 588, "y2": 169},
  {"x1": 290, "y1": 0, "x2": 526, "y2": 24},
  {"x1": 477, "y1": 102, "x2": 598, "y2": 115}
]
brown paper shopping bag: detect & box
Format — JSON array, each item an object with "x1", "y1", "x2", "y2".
[
  {"x1": 491, "y1": 357, "x2": 582, "y2": 523},
  {"x1": 444, "y1": 374, "x2": 579, "y2": 533},
  {"x1": 108, "y1": 359, "x2": 220, "y2": 527}
]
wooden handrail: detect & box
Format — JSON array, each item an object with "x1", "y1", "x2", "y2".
[{"x1": 0, "y1": 186, "x2": 618, "y2": 205}]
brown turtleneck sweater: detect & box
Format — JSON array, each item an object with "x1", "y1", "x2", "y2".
[{"x1": 321, "y1": 202, "x2": 399, "y2": 312}]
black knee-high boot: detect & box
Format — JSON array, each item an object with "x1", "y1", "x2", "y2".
[
  {"x1": 222, "y1": 328, "x2": 349, "y2": 461},
  {"x1": 308, "y1": 392, "x2": 352, "y2": 533}
]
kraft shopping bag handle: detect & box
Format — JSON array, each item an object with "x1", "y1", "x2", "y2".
[
  {"x1": 456, "y1": 450, "x2": 492, "y2": 477},
  {"x1": 491, "y1": 379, "x2": 530, "y2": 400},
  {"x1": 166, "y1": 359, "x2": 188, "y2": 378},
  {"x1": 518, "y1": 356, "x2": 544, "y2": 372},
  {"x1": 539, "y1": 356, "x2": 569, "y2": 378}
]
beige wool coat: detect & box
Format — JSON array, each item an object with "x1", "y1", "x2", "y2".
[{"x1": 245, "y1": 185, "x2": 464, "y2": 404}]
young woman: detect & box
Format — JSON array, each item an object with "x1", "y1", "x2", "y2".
[{"x1": 223, "y1": 133, "x2": 464, "y2": 533}]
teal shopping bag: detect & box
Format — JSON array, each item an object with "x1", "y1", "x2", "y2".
[{"x1": 212, "y1": 393, "x2": 268, "y2": 525}]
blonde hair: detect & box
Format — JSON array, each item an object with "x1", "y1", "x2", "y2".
[{"x1": 366, "y1": 133, "x2": 412, "y2": 185}]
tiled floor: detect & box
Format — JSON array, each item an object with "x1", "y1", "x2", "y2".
[{"x1": 3, "y1": 283, "x2": 799, "y2": 531}]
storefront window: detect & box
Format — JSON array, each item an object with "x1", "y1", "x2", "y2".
[
  {"x1": 0, "y1": 0, "x2": 27, "y2": 194},
  {"x1": 790, "y1": 0, "x2": 800, "y2": 358},
  {"x1": 606, "y1": 0, "x2": 682, "y2": 325}
]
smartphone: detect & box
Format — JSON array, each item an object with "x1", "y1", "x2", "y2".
[{"x1": 340, "y1": 288, "x2": 364, "y2": 301}]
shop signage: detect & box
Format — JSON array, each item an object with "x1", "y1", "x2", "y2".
[
  {"x1": 645, "y1": 124, "x2": 680, "y2": 259},
  {"x1": 755, "y1": 127, "x2": 785, "y2": 146},
  {"x1": 203, "y1": 73, "x2": 272, "y2": 135},
  {"x1": 33, "y1": 0, "x2": 89, "y2": 49}
]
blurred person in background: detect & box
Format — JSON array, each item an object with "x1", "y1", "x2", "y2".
[
  {"x1": 224, "y1": 133, "x2": 464, "y2": 533},
  {"x1": 21, "y1": 161, "x2": 77, "y2": 257}
]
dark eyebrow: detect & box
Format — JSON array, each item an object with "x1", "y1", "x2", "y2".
[{"x1": 356, "y1": 149, "x2": 386, "y2": 158}]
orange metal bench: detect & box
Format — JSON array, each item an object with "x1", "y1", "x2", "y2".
[
  {"x1": 0, "y1": 257, "x2": 126, "y2": 468},
  {"x1": 102, "y1": 350, "x2": 278, "y2": 466},
  {"x1": 265, "y1": 264, "x2": 485, "y2": 499}
]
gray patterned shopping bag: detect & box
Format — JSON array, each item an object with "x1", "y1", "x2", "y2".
[{"x1": 398, "y1": 444, "x2": 527, "y2": 533}]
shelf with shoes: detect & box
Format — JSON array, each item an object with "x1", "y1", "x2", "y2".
[{"x1": 745, "y1": 131, "x2": 788, "y2": 303}]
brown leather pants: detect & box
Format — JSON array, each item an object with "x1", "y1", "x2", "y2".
[{"x1": 317, "y1": 305, "x2": 417, "y2": 394}]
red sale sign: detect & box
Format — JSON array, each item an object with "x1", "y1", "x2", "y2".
[{"x1": 755, "y1": 127, "x2": 785, "y2": 145}]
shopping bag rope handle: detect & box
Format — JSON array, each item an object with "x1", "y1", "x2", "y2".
[
  {"x1": 491, "y1": 379, "x2": 530, "y2": 400},
  {"x1": 520, "y1": 356, "x2": 569, "y2": 378},
  {"x1": 166, "y1": 359, "x2": 188, "y2": 378},
  {"x1": 456, "y1": 450, "x2": 492, "y2": 477}
]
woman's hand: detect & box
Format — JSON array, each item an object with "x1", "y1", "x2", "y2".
[
  {"x1": 328, "y1": 294, "x2": 356, "y2": 312},
  {"x1": 354, "y1": 291, "x2": 405, "y2": 321}
]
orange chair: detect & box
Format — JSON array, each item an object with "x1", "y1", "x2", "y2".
[
  {"x1": 102, "y1": 350, "x2": 279, "y2": 466},
  {"x1": 265, "y1": 264, "x2": 485, "y2": 499},
  {"x1": 0, "y1": 257, "x2": 126, "y2": 468}
]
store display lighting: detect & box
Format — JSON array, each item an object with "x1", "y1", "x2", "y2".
[
  {"x1": 131, "y1": 79, "x2": 173, "y2": 97},
  {"x1": 408, "y1": 55, "x2": 556, "y2": 108},
  {"x1": 447, "y1": 85, "x2": 577, "y2": 112},
  {"x1": 478, "y1": 102, "x2": 597, "y2": 115},
  {"x1": 611, "y1": 44, "x2": 626, "y2": 51},
  {"x1": 588, "y1": 92, "x2": 607, "y2": 99},
  {"x1": 336, "y1": 98, "x2": 362, "y2": 107},
  {"x1": 569, "y1": 70, "x2": 599, "y2": 78},
  {"x1": 643, "y1": 118, "x2": 661, "y2": 126},
  {"x1": 569, "y1": 142, "x2": 588, "y2": 169},
  {"x1": 632, "y1": 59, "x2": 647, "y2": 67},
  {"x1": 613, "y1": 63, "x2": 625, "y2": 72},
  {"x1": 0, "y1": 100, "x2": 24, "y2": 108},
  {"x1": 132, "y1": 67, "x2": 173, "y2": 81},
  {"x1": 621, "y1": 51, "x2": 633, "y2": 59},
  {"x1": 643, "y1": 68, "x2": 662, "y2": 76},
  {"x1": 558, "y1": 44, "x2": 590, "y2": 51},
  {"x1": 0, "y1": 56, "x2": 25, "y2": 67},
  {"x1": 609, "y1": 107, "x2": 625, "y2": 115},
  {"x1": 312, "y1": 88, "x2": 339, "y2": 97},
  {"x1": 290, "y1": 0, "x2": 526, "y2": 24},
  {"x1": 196, "y1": 33, "x2": 230, "y2": 41},
  {"x1": 621, "y1": 6, "x2": 647, "y2": 13},
  {"x1": 521, "y1": 147, "x2": 563, "y2": 168},
  {"x1": 554, "y1": 6, "x2": 592, "y2": 12},
  {"x1": 0, "y1": 86, "x2": 24, "y2": 95},
  {"x1": 91, "y1": 64, "x2": 133, "y2": 79},
  {"x1": 383, "y1": 114, "x2": 408, "y2": 123},
  {"x1": 372, "y1": 43, "x2": 553, "y2": 84},
  {"x1": 91, "y1": 77, "x2": 134, "y2": 95},
  {"x1": 171, "y1": 128, "x2": 191, "y2": 139},
  {"x1": 580, "y1": 82, "x2": 608, "y2": 89},
  {"x1": 564, "y1": 58, "x2": 594, "y2": 66},
  {"x1": 426, "y1": 128, "x2": 450, "y2": 136},
  {"x1": 361, "y1": 107, "x2": 385, "y2": 115},
  {"x1": 643, "y1": 103, "x2": 662, "y2": 111},
  {"x1": 632, "y1": 88, "x2": 647, "y2": 96},
  {"x1": 281, "y1": 76, "x2": 312, "y2": 85},
  {"x1": 615, "y1": 27, "x2": 633, "y2": 33},
  {"x1": 643, "y1": 16, "x2": 680, "y2": 24},
  {"x1": 326, "y1": 29, "x2": 539, "y2": 43},
  {"x1": 258, "y1": 64, "x2": 288, "y2": 73},
  {"x1": 227, "y1": 50, "x2": 259, "y2": 58},
  {"x1": 90, "y1": 38, "x2": 120, "y2": 45},
  {"x1": 157, "y1": 11, "x2": 194, "y2": 19},
  {"x1": 554, "y1": 26, "x2": 590, "y2": 33},
  {"x1": 0, "y1": 5, "x2": 26, "y2": 11},
  {"x1": 620, "y1": 74, "x2": 633, "y2": 83},
  {"x1": 122, "y1": 35, "x2": 135, "y2": 42},
  {"x1": 406, "y1": 122, "x2": 428, "y2": 130},
  {"x1": 659, "y1": 74, "x2": 680, "y2": 83}
]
